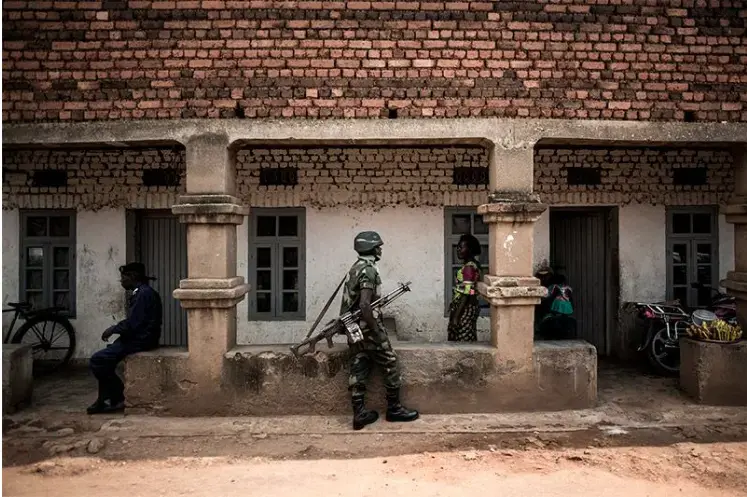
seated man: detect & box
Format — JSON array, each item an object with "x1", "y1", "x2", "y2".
[{"x1": 87, "y1": 262, "x2": 163, "y2": 415}]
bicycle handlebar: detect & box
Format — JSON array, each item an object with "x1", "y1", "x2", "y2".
[{"x1": 2, "y1": 305, "x2": 66, "y2": 315}]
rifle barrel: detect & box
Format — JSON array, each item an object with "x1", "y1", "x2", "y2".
[{"x1": 371, "y1": 281, "x2": 412, "y2": 307}]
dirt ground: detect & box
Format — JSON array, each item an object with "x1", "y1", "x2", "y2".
[
  {"x1": 4, "y1": 362, "x2": 747, "y2": 496},
  {"x1": 4, "y1": 443, "x2": 747, "y2": 497}
]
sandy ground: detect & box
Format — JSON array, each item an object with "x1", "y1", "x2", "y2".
[
  {"x1": 4, "y1": 443, "x2": 747, "y2": 497},
  {"x1": 4, "y1": 363, "x2": 747, "y2": 496}
]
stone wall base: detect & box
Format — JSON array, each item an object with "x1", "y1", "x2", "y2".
[
  {"x1": 2, "y1": 344, "x2": 33, "y2": 414},
  {"x1": 123, "y1": 341, "x2": 597, "y2": 416},
  {"x1": 679, "y1": 338, "x2": 747, "y2": 406}
]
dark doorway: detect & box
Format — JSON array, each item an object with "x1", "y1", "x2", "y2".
[
  {"x1": 127, "y1": 210, "x2": 188, "y2": 347},
  {"x1": 549, "y1": 207, "x2": 618, "y2": 355}
]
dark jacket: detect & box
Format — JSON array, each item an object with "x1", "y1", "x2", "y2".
[{"x1": 112, "y1": 283, "x2": 163, "y2": 348}]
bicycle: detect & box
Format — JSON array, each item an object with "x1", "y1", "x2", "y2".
[{"x1": 2, "y1": 302, "x2": 76, "y2": 376}]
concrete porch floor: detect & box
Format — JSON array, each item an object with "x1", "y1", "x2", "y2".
[{"x1": 122, "y1": 341, "x2": 598, "y2": 415}]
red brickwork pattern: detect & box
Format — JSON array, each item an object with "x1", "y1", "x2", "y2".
[
  {"x1": 236, "y1": 146, "x2": 489, "y2": 207},
  {"x1": 2, "y1": 146, "x2": 734, "y2": 209},
  {"x1": 534, "y1": 147, "x2": 734, "y2": 205},
  {"x1": 3, "y1": 1, "x2": 746, "y2": 122},
  {"x1": 2, "y1": 148, "x2": 185, "y2": 210}
]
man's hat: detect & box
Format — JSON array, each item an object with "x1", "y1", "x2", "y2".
[{"x1": 119, "y1": 262, "x2": 156, "y2": 281}]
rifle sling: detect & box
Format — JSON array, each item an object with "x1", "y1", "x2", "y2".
[{"x1": 304, "y1": 274, "x2": 347, "y2": 339}]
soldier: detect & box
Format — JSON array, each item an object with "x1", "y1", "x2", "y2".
[{"x1": 341, "y1": 231, "x2": 419, "y2": 430}]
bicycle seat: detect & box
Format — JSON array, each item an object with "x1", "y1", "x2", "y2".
[{"x1": 7, "y1": 302, "x2": 31, "y2": 310}]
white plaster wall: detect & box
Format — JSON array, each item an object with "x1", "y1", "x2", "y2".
[
  {"x1": 534, "y1": 206, "x2": 734, "y2": 303},
  {"x1": 1, "y1": 209, "x2": 127, "y2": 358},
  {"x1": 718, "y1": 214, "x2": 735, "y2": 287},
  {"x1": 4, "y1": 206, "x2": 734, "y2": 355},
  {"x1": 533, "y1": 210, "x2": 550, "y2": 269},
  {"x1": 237, "y1": 207, "x2": 491, "y2": 345},
  {"x1": 73, "y1": 210, "x2": 128, "y2": 358},
  {"x1": 235, "y1": 204, "x2": 737, "y2": 345},
  {"x1": 532, "y1": 205, "x2": 668, "y2": 303},
  {"x1": 618, "y1": 205, "x2": 667, "y2": 303},
  {"x1": 2, "y1": 210, "x2": 20, "y2": 330}
]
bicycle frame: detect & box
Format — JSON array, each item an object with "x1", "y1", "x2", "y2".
[
  {"x1": 2, "y1": 305, "x2": 67, "y2": 344},
  {"x1": 2, "y1": 308, "x2": 23, "y2": 344}
]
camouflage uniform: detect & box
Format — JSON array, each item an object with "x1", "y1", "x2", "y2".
[
  {"x1": 344, "y1": 230, "x2": 418, "y2": 430},
  {"x1": 340, "y1": 254, "x2": 402, "y2": 395}
]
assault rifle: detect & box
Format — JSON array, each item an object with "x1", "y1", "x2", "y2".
[{"x1": 289, "y1": 281, "x2": 412, "y2": 358}]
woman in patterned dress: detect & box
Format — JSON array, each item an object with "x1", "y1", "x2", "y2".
[{"x1": 447, "y1": 234, "x2": 482, "y2": 342}]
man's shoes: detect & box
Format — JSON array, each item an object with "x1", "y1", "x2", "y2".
[
  {"x1": 86, "y1": 400, "x2": 105, "y2": 414},
  {"x1": 351, "y1": 393, "x2": 379, "y2": 430},
  {"x1": 385, "y1": 388, "x2": 419, "y2": 422},
  {"x1": 86, "y1": 399, "x2": 125, "y2": 415}
]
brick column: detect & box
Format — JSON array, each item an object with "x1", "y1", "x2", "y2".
[
  {"x1": 171, "y1": 133, "x2": 249, "y2": 389},
  {"x1": 721, "y1": 145, "x2": 747, "y2": 328},
  {"x1": 477, "y1": 142, "x2": 547, "y2": 370}
]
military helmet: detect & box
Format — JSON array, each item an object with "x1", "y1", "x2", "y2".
[{"x1": 354, "y1": 231, "x2": 384, "y2": 254}]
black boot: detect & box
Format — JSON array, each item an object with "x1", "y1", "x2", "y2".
[
  {"x1": 385, "y1": 388, "x2": 419, "y2": 422},
  {"x1": 352, "y1": 393, "x2": 379, "y2": 430},
  {"x1": 86, "y1": 398, "x2": 125, "y2": 415}
]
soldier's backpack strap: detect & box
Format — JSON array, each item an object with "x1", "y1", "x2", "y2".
[{"x1": 304, "y1": 274, "x2": 347, "y2": 340}]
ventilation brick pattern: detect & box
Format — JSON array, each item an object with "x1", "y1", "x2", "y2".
[
  {"x1": 2, "y1": 146, "x2": 734, "y2": 210},
  {"x1": 2, "y1": 148, "x2": 185, "y2": 210},
  {"x1": 534, "y1": 147, "x2": 734, "y2": 205},
  {"x1": 236, "y1": 146, "x2": 490, "y2": 208}
]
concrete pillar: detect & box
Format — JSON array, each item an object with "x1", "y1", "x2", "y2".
[
  {"x1": 477, "y1": 142, "x2": 547, "y2": 371},
  {"x1": 721, "y1": 145, "x2": 747, "y2": 328},
  {"x1": 171, "y1": 133, "x2": 249, "y2": 390}
]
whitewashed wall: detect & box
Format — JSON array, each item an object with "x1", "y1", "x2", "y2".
[
  {"x1": 532, "y1": 205, "x2": 673, "y2": 303},
  {"x1": 2, "y1": 209, "x2": 128, "y2": 359},
  {"x1": 237, "y1": 206, "x2": 491, "y2": 345},
  {"x1": 1, "y1": 205, "x2": 737, "y2": 357},
  {"x1": 719, "y1": 214, "x2": 735, "y2": 282},
  {"x1": 533, "y1": 211, "x2": 550, "y2": 270},
  {"x1": 618, "y1": 205, "x2": 668, "y2": 303},
  {"x1": 532, "y1": 205, "x2": 734, "y2": 304},
  {"x1": 73, "y1": 210, "x2": 128, "y2": 357},
  {"x1": 2, "y1": 210, "x2": 20, "y2": 331}
]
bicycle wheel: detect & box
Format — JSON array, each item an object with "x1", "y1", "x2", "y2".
[
  {"x1": 11, "y1": 315, "x2": 76, "y2": 376},
  {"x1": 646, "y1": 326, "x2": 680, "y2": 377}
]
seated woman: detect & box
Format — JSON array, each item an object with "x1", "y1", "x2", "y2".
[
  {"x1": 547, "y1": 274, "x2": 574, "y2": 315},
  {"x1": 447, "y1": 234, "x2": 482, "y2": 342},
  {"x1": 537, "y1": 273, "x2": 577, "y2": 340}
]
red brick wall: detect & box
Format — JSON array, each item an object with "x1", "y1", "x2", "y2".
[
  {"x1": 3, "y1": 146, "x2": 732, "y2": 209},
  {"x1": 236, "y1": 145, "x2": 489, "y2": 207},
  {"x1": 534, "y1": 147, "x2": 734, "y2": 206},
  {"x1": 4, "y1": 1, "x2": 746, "y2": 123},
  {"x1": 2, "y1": 148, "x2": 185, "y2": 210}
]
